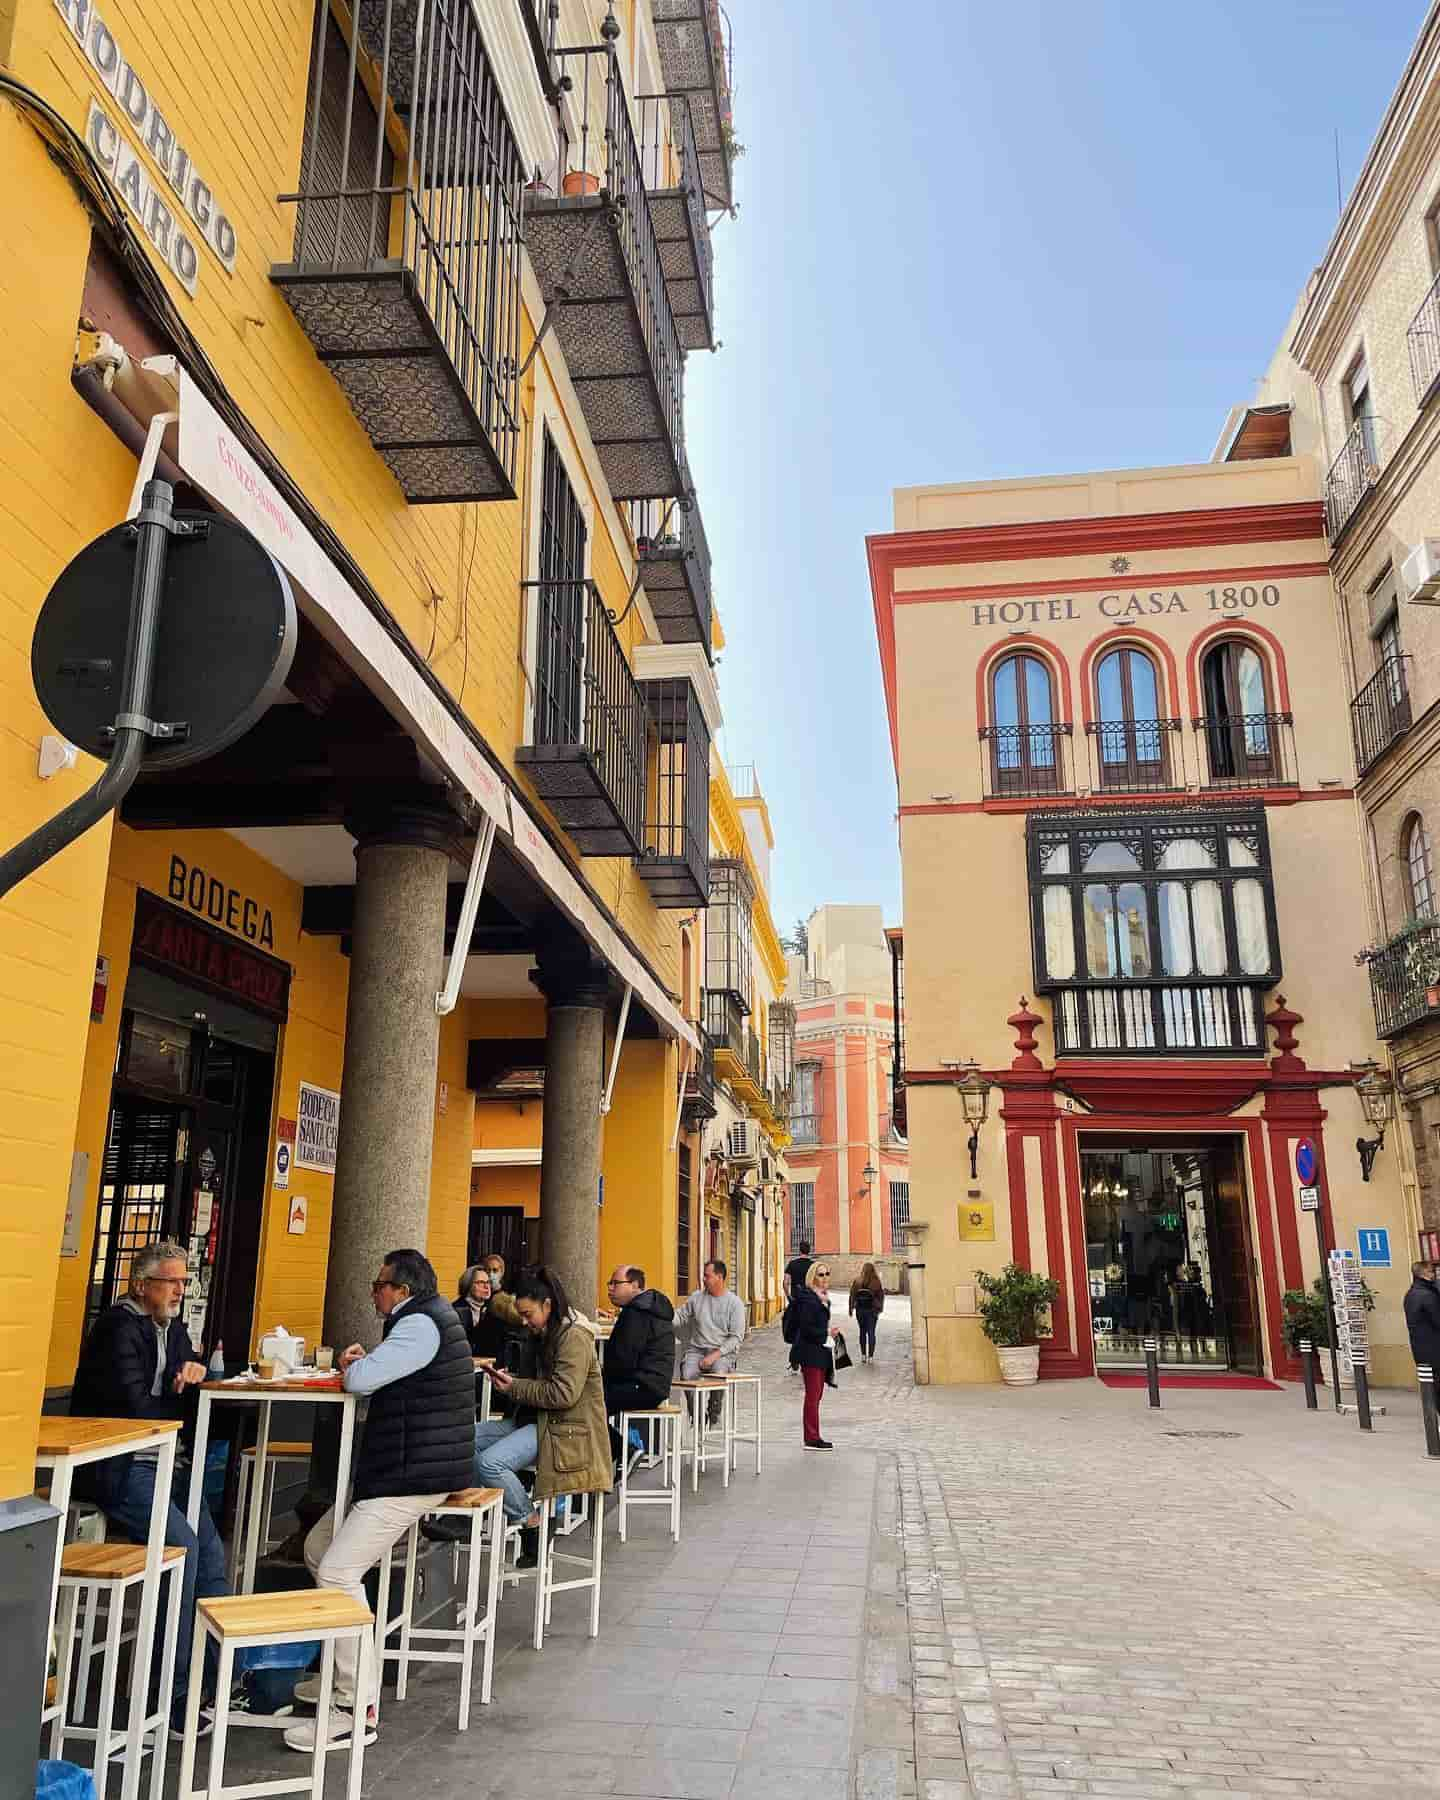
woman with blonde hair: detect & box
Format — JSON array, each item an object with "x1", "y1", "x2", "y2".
[
  {"x1": 848, "y1": 1261, "x2": 885, "y2": 1363},
  {"x1": 791, "y1": 1261, "x2": 841, "y2": 1449}
]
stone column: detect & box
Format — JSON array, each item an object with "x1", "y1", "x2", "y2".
[
  {"x1": 531, "y1": 936, "x2": 610, "y2": 1309},
  {"x1": 323, "y1": 800, "x2": 457, "y2": 1352},
  {"x1": 904, "y1": 1219, "x2": 932, "y2": 1385}
]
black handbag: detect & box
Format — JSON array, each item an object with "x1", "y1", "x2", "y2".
[{"x1": 832, "y1": 1331, "x2": 853, "y2": 1371}]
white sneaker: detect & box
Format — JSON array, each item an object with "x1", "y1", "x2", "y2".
[
  {"x1": 283, "y1": 1707, "x2": 376, "y2": 1752},
  {"x1": 291, "y1": 1675, "x2": 338, "y2": 1706}
]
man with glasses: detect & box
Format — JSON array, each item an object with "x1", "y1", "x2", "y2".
[
  {"x1": 71, "y1": 1239, "x2": 227, "y2": 1738},
  {"x1": 285, "y1": 1249, "x2": 474, "y2": 1752},
  {"x1": 600, "y1": 1265, "x2": 675, "y2": 1469}
]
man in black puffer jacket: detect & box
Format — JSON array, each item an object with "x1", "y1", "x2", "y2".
[
  {"x1": 602, "y1": 1264, "x2": 676, "y2": 1463},
  {"x1": 286, "y1": 1248, "x2": 475, "y2": 1754}
]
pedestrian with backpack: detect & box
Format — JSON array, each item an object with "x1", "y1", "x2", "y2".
[{"x1": 848, "y1": 1262, "x2": 885, "y2": 1362}]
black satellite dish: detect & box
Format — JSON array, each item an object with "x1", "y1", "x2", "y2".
[{"x1": 32, "y1": 507, "x2": 296, "y2": 770}]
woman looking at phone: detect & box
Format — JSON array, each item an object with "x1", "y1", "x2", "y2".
[{"x1": 472, "y1": 1266, "x2": 612, "y2": 1552}]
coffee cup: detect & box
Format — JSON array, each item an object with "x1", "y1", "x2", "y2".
[
  {"x1": 314, "y1": 1346, "x2": 334, "y2": 1372},
  {"x1": 256, "y1": 1357, "x2": 277, "y2": 1381}
]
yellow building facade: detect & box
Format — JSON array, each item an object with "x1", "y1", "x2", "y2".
[{"x1": 0, "y1": 0, "x2": 745, "y2": 1701}]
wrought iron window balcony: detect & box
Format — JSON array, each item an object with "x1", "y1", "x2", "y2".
[
  {"x1": 525, "y1": 43, "x2": 686, "y2": 501},
  {"x1": 789, "y1": 1110, "x2": 820, "y2": 1145},
  {"x1": 638, "y1": 92, "x2": 714, "y2": 351},
  {"x1": 1365, "y1": 918, "x2": 1440, "y2": 1039},
  {"x1": 979, "y1": 723, "x2": 1073, "y2": 799},
  {"x1": 1351, "y1": 655, "x2": 1413, "y2": 777},
  {"x1": 630, "y1": 462, "x2": 713, "y2": 654},
  {"x1": 1325, "y1": 417, "x2": 1381, "y2": 540},
  {"x1": 1193, "y1": 713, "x2": 1296, "y2": 790},
  {"x1": 1410, "y1": 268, "x2": 1440, "y2": 406},
  {"x1": 1052, "y1": 983, "x2": 1266, "y2": 1056},
  {"x1": 682, "y1": 1028, "x2": 717, "y2": 1125},
  {"x1": 272, "y1": 0, "x2": 525, "y2": 504},
  {"x1": 651, "y1": 0, "x2": 735, "y2": 212},
  {"x1": 1084, "y1": 719, "x2": 1183, "y2": 794},
  {"x1": 637, "y1": 675, "x2": 710, "y2": 907},
  {"x1": 705, "y1": 988, "x2": 764, "y2": 1102},
  {"x1": 517, "y1": 578, "x2": 648, "y2": 856}
]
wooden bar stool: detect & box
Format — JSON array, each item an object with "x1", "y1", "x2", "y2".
[
  {"x1": 376, "y1": 1487, "x2": 504, "y2": 1730},
  {"x1": 615, "y1": 1404, "x2": 682, "y2": 1542},
  {"x1": 49, "y1": 1543, "x2": 186, "y2": 1800},
  {"x1": 672, "y1": 1378, "x2": 733, "y2": 1492},
  {"x1": 176, "y1": 1591, "x2": 373, "y2": 1800},
  {"x1": 228, "y1": 1442, "x2": 311, "y2": 1586}
]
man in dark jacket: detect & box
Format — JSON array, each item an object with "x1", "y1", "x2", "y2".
[
  {"x1": 286, "y1": 1248, "x2": 475, "y2": 1753},
  {"x1": 71, "y1": 1239, "x2": 225, "y2": 1736},
  {"x1": 1405, "y1": 1260, "x2": 1440, "y2": 1372},
  {"x1": 602, "y1": 1264, "x2": 675, "y2": 1463}
]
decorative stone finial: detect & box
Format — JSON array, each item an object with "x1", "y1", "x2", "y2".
[
  {"x1": 1265, "y1": 994, "x2": 1306, "y2": 1073},
  {"x1": 1008, "y1": 996, "x2": 1043, "y2": 1073}
]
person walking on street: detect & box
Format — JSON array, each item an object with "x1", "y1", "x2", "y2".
[
  {"x1": 287, "y1": 1248, "x2": 475, "y2": 1752},
  {"x1": 70, "y1": 1240, "x2": 228, "y2": 1739},
  {"x1": 600, "y1": 1264, "x2": 675, "y2": 1466},
  {"x1": 793, "y1": 1262, "x2": 841, "y2": 1449},
  {"x1": 676, "y1": 1259, "x2": 746, "y2": 1424},
  {"x1": 784, "y1": 1241, "x2": 815, "y2": 1375},
  {"x1": 848, "y1": 1261, "x2": 885, "y2": 1362},
  {"x1": 1405, "y1": 1259, "x2": 1440, "y2": 1375}
]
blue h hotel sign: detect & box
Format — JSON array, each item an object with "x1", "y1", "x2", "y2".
[{"x1": 1357, "y1": 1229, "x2": 1392, "y2": 1268}]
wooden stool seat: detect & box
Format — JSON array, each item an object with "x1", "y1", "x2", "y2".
[
  {"x1": 672, "y1": 1377, "x2": 727, "y2": 1388},
  {"x1": 622, "y1": 1401, "x2": 682, "y2": 1416},
  {"x1": 240, "y1": 1440, "x2": 311, "y2": 1459},
  {"x1": 439, "y1": 1485, "x2": 505, "y2": 1510},
  {"x1": 60, "y1": 1543, "x2": 185, "y2": 1580},
  {"x1": 199, "y1": 1589, "x2": 372, "y2": 1638}
]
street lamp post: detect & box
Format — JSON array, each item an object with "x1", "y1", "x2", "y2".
[
  {"x1": 954, "y1": 1064, "x2": 992, "y2": 1180},
  {"x1": 1355, "y1": 1065, "x2": 1395, "y2": 1182}
]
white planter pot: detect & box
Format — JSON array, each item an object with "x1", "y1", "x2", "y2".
[{"x1": 996, "y1": 1344, "x2": 1041, "y2": 1386}]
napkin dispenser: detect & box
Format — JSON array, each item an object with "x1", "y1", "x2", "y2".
[{"x1": 258, "y1": 1327, "x2": 306, "y2": 1371}]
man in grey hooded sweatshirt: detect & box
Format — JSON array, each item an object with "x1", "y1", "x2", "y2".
[{"x1": 675, "y1": 1259, "x2": 746, "y2": 1423}]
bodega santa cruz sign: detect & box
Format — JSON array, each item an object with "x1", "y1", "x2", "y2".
[
  {"x1": 55, "y1": 0, "x2": 239, "y2": 297},
  {"x1": 968, "y1": 582, "x2": 1286, "y2": 629}
]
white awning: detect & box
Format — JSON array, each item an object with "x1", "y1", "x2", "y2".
[{"x1": 171, "y1": 367, "x2": 697, "y2": 1051}]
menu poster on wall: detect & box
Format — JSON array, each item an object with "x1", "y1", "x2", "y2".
[{"x1": 296, "y1": 1083, "x2": 341, "y2": 1172}]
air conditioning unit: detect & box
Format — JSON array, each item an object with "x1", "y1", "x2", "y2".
[
  {"x1": 1402, "y1": 538, "x2": 1440, "y2": 604},
  {"x1": 726, "y1": 1119, "x2": 759, "y2": 1165}
]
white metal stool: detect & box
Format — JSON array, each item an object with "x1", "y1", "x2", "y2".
[
  {"x1": 723, "y1": 1373, "x2": 764, "y2": 1475},
  {"x1": 673, "y1": 1378, "x2": 733, "y2": 1492},
  {"x1": 615, "y1": 1405, "x2": 682, "y2": 1542},
  {"x1": 228, "y1": 1441, "x2": 311, "y2": 1585},
  {"x1": 49, "y1": 1542, "x2": 185, "y2": 1800},
  {"x1": 177, "y1": 1590, "x2": 372, "y2": 1800},
  {"x1": 500, "y1": 1490, "x2": 605, "y2": 1651},
  {"x1": 376, "y1": 1486, "x2": 505, "y2": 1729}
]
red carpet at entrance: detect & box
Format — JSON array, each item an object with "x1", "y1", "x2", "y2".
[{"x1": 1098, "y1": 1372, "x2": 1283, "y2": 1391}]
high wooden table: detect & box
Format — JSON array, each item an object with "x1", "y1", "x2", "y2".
[{"x1": 35, "y1": 1416, "x2": 181, "y2": 1800}]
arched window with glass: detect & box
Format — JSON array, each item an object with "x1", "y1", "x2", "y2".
[
  {"x1": 1405, "y1": 813, "x2": 1435, "y2": 920},
  {"x1": 1201, "y1": 639, "x2": 1280, "y2": 786},
  {"x1": 986, "y1": 652, "x2": 1063, "y2": 796},
  {"x1": 1091, "y1": 646, "x2": 1170, "y2": 791}
]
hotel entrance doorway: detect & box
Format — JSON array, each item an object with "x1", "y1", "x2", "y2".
[{"x1": 1081, "y1": 1140, "x2": 1260, "y2": 1373}]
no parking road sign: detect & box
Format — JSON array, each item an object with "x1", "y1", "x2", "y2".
[{"x1": 1295, "y1": 1138, "x2": 1318, "y2": 1187}]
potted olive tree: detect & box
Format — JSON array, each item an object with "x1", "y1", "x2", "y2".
[{"x1": 976, "y1": 1263, "x2": 1062, "y2": 1385}]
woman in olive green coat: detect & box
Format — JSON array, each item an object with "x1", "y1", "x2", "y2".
[{"x1": 480, "y1": 1266, "x2": 613, "y2": 1520}]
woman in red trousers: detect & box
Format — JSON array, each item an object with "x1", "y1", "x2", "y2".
[{"x1": 792, "y1": 1262, "x2": 841, "y2": 1449}]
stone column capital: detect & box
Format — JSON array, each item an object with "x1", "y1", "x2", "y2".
[
  {"x1": 530, "y1": 934, "x2": 612, "y2": 1010},
  {"x1": 343, "y1": 788, "x2": 464, "y2": 858}
]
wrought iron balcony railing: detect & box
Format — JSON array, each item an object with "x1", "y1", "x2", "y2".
[
  {"x1": 789, "y1": 1110, "x2": 819, "y2": 1145},
  {"x1": 517, "y1": 579, "x2": 648, "y2": 856},
  {"x1": 1366, "y1": 919, "x2": 1440, "y2": 1039},
  {"x1": 272, "y1": 0, "x2": 524, "y2": 503},
  {"x1": 1325, "y1": 416, "x2": 1381, "y2": 539},
  {"x1": 978, "y1": 723, "x2": 1073, "y2": 799},
  {"x1": 637, "y1": 675, "x2": 710, "y2": 907},
  {"x1": 650, "y1": 0, "x2": 735, "y2": 211},
  {"x1": 1410, "y1": 268, "x2": 1440, "y2": 405},
  {"x1": 1351, "y1": 655, "x2": 1413, "y2": 777},
  {"x1": 682, "y1": 1028, "x2": 717, "y2": 1125},
  {"x1": 638, "y1": 92, "x2": 714, "y2": 351},
  {"x1": 630, "y1": 459, "x2": 713, "y2": 653},
  {"x1": 525, "y1": 42, "x2": 685, "y2": 500},
  {"x1": 1084, "y1": 719, "x2": 1183, "y2": 794},
  {"x1": 1193, "y1": 713, "x2": 1296, "y2": 790}
]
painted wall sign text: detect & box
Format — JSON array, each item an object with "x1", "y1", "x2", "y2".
[
  {"x1": 168, "y1": 853, "x2": 276, "y2": 949},
  {"x1": 296, "y1": 1083, "x2": 341, "y2": 1174},
  {"x1": 132, "y1": 891, "x2": 290, "y2": 1021},
  {"x1": 56, "y1": 0, "x2": 239, "y2": 294},
  {"x1": 969, "y1": 583, "x2": 1285, "y2": 628}
]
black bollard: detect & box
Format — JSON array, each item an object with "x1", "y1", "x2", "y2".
[
  {"x1": 1420, "y1": 1365, "x2": 1440, "y2": 1458},
  {"x1": 1144, "y1": 1336, "x2": 1161, "y2": 1409},
  {"x1": 1300, "y1": 1338, "x2": 1318, "y2": 1410},
  {"x1": 1352, "y1": 1351, "x2": 1374, "y2": 1431}
]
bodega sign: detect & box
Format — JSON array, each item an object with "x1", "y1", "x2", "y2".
[
  {"x1": 168, "y1": 854, "x2": 275, "y2": 949},
  {"x1": 55, "y1": 0, "x2": 239, "y2": 297}
]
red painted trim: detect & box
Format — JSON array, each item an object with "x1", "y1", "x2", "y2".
[
  {"x1": 895, "y1": 561, "x2": 1331, "y2": 607},
  {"x1": 905, "y1": 1065, "x2": 1357, "y2": 1087},
  {"x1": 864, "y1": 502, "x2": 1325, "y2": 574},
  {"x1": 867, "y1": 537, "x2": 901, "y2": 780},
  {"x1": 1184, "y1": 618, "x2": 1293, "y2": 714},
  {"x1": 1005, "y1": 1127, "x2": 1031, "y2": 1268},
  {"x1": 898, "y1": 787, "x2": 1354, "y2": 817},
  {"x1": 1077, "y1": 624, "x2": 1182, "y2": 725},
  {"x1": 974, "y1": 634, "x2": 1075, "y2": 727}
]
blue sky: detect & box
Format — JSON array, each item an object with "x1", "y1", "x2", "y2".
[{"x1": 682, "y1": 0, "x2": 1427, "y2": 938}]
